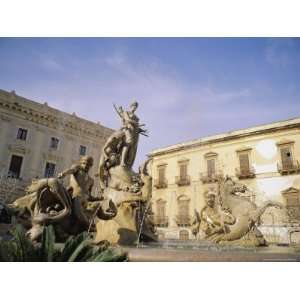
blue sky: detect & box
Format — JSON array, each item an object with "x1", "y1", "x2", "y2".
[{"x1": 0, "y1": 38, "x2": 300, "y2": 167}]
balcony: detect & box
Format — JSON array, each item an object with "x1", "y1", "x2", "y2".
[
  {"x1": 278, "y1": 160, "x2": 300, "y2": 175},
  {"x1": 175, "y1": 215, "x2": 192, "y2": 227},
  {"x1": 153, "y1": 216, "x2": 169, "y2": 227},
  {"x1": 200, "y1": 171, "x2": 223, "y2": 184},
  {"x1": 153, "y1": 178, "x2": 168, "y2": 189},
  {"x1": 175, "y1": 175, "x2": 191, "y2": 186},
  {"x1": 235, "y1": 167, "x2": 256, "y2": 179}
]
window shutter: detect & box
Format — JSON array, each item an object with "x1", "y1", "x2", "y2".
[
  {"x1": 158, "y1": 167, "x2": 165, "y2": 184},
  {"x1": 207, "y1": 159, "x2": 216, "y2": 177},
  {"x1": 280, "y1": 147, "x2": 293, "y2": 169},
  {"x1": 157, "y1": 201, "x2": 165, "y2": 217},
  {"x1": 239, "y1": 153, "x2": 250, "y2": 174},
  {"x1": 178, "y1": 200, "x2": 189, "y2": 217},
  {"x1": 180, "y1": 164, "x2": 187, "y2": 179}
]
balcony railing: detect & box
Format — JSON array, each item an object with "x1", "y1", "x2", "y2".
[
  {"x1": 153, "y1": 178, "x2": 168, "y2": 189},
  {"x1": 175, "y1": 215, "x2": 192, "y2": 227},
  {"x1": 199, "y1": 171, "x2": 223, "y2": 184},
  {"x1": 235, "y1": 166, "x2": 256, "y2": 179},
  {"x1": 175, "y1": 175, "x2": 191, "y2": 186},
  {"x1": 277, "y1": 160, "x2": 300, "y2": 175},
  {"x1": 153, "y1": 216, "x2": 169, "y2": 227}
]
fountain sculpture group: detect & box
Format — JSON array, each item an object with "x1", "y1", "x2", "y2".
[{"x1": 1, "y1": 102, "x2": 283, "y2": 248}]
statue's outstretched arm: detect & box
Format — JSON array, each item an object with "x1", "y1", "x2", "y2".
[{"x1": 58, "y1": 165, "x2": 79, "y2": 178}]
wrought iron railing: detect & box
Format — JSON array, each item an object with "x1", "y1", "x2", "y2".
[
  {"x1": 175, "y1": 215, "x2": 192, "y2": 227},
  {"x1": 277, "y1": 160, "x2": 300, "y2": 175},
  {"x1": 153, "y1": 178, "x2": 168, "y2": 189},
  {"x1": 175, "y1": 175, "x2": 190, "y2": 186},
  {"x1": 199, "y1": 171, "x2": 223, "y2": 184},
  {"x1": 235, "y1": 166, "x2": 256, "y2": 179},
  {"x1": 153, "y1": 216, "x2": 169, "y2": 227}
]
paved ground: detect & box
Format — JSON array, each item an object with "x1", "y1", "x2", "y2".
[{"x1": 125, "y1": 246, "x2": 300, "y2": 262}]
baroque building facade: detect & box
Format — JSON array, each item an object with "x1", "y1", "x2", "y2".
[
  {"x1": 0, "y1": 89, "x2": 113, "y2": 202},
  {"x1": 149, "y1": 117, "x2": 300, "y2": 245}
]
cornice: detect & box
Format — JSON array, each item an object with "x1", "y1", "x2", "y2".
[
  {"x1": 0, "y1": 90, "x2": 114, "y2": 142},
  {"x1": 149, "y1": 122, "x2": 300, "y2": 158}
]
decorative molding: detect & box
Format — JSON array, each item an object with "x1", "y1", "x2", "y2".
[
  {"x1": 177, "y1": 158, "x2": 189, "y2": 164},
  {"x1": 177, "y1": 195, "x2": 190, "y2": 202},
  {"x1": 236, "y1": 147, "x2": 252, "y2": 153},
  {"x1": 204, "y1": 151, "x2": 218, "y2": 158},
  {"x1": 43, "y1": 152, "x2": 63, "y2": 162},
  {"x1": 282, "y1": 187, "x2": 300, "y2": 195},
  {"x1": 0, "y1": 90, "x2": 113, "y2": 143},
  {"x1": 276, "y1": 139, "x2": 295, "y2": 146},
  {"x1": 149, "y1": 122, "x2": 300, "y2": 158},
  {"x1": 0, "y1": 114, "x2": 12, "y2": 122},
  {"x1": 157, "y1": 163, "x2": 167, "y2": 168},
  {"x1": 8, "y1": 143, "x2": 30, "y2": 155}
]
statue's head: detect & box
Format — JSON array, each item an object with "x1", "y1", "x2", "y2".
[
  {"x1": 206, "y1": 190, "x2": 217, "y2": 208},
  {"x1": 80, "y1": 156, "x2": 94, "y2": 171},
  {"x1": 130, "y1": 101, "x2": 138, "y2": 112}
]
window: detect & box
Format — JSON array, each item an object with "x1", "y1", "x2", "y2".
[
  {"x1": 176, "y1": 161, "x2": 190, "y2": 186},
  {"x1": 178, "y1": 200, "x2": 189, "y2": 217},
  {"x1": 8, "y1": 155, "x2": 23, "y2": 178},
  {"x1": 157, "y1": 200, "x2": 166, "y2": 218},
  {"x1": 50, "y1": 137, "x2": 59, "y2": 150},
  {"x1": 179, "y1": 163, "x2": 188, "y2": 180},
  {"x1": 238, "y1": 152, "x2": 250, "y2": 175},
  {"x1": 17, "y1": 128, "x2": 27, "y2": 141},
  {"x1": 79, "y1": 145, "x2": 87, "y2": 156},
  {"x1": 156, "y1": 199, "x2": 168, "y2": 227},
  {"x1": 207, "y1": 158, "x2": 216, "y2": 177},
  {"x1": 282, "y1": 188, "x2": 300, "y2": 223},
  {"x1": 158, "y1": 166, "x2": 166, "y2": 185},
  {"x1": 280, "y1": 146, "x2": 293, "y2": 170},
  {"x1": 176, "y1": 196, "x2": 190, "y2": 226},
  {"x1": 44, "y1": 162, "x2": 56, "y2": 178}
]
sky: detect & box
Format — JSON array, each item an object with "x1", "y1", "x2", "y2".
[{"x1": 0, "y1": 37, "x2": 300, "y2": 168}]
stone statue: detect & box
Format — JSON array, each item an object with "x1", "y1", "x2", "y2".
[
  {"x1": 57, "y1": 156, "x2": 101, "y2": 228},
  {"x1": 193, "y1": 176, "x2": 283, "y2": 246},
  {"x1": 114, "y1": 101, "x2": 148, "y2": 168},
  {"x1": 9, "y1": 156, "x2": 117, "y2": 242},
  {"x1": 94, "y1": 157, "x2": 157, "y2": 245},
  {"x1": 200, "y1": 190, "x2": 235, "y2": 241},
  {"x1": 94, "y1": 101, "x2": 155, "y2": 245}
]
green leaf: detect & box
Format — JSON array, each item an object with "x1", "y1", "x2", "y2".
[{"x1": 39, "y1": 225, "x2": 56, "y2": 262}]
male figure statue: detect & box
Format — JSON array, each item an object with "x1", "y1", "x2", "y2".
[
  {"x1": 200, "y1": 190, "x2": 235, "y2": 239},
  {"x1": 115, "y1": 101, "x2": 147, "y2": 168},
  {"x1": 58, "y1": 156, "x2": 96, "y2": 227}
]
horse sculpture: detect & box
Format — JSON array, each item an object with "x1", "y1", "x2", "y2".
[{"x1": 196, "y1": 176, "x2": 283, "y2": 246}]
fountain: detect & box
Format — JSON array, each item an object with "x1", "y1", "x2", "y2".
[{"x1": 1, "y1": 100, "x2": 300, "y2": 261}]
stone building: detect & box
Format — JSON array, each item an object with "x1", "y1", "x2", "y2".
[
  {"x1": 0, "y1": 89, "x2": 113, "y2": 202},
  {"x1": 149, "y1": 117, "x2": 300, "y2": 245}
]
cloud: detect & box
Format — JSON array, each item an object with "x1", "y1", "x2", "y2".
[{"x1": 3, "y1": 44, "x2": 300, "y2": 169}]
